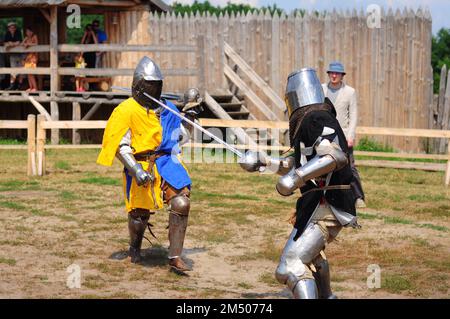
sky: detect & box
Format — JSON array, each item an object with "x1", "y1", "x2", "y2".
[{"x1": 167, "y1": 0, "x2": 450, "y2": 35}]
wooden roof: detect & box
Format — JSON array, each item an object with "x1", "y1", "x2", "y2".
[{"x1": 0, "y1": 0, "x2": 171, "y2": 11}]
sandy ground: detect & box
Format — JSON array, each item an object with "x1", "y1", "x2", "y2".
[{"x1": 0, "y1": 150, "x2": 449, "y2": 298}]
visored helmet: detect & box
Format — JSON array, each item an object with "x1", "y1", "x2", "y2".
[{"x1": 132, "y1": 56, "x2": 164, "y2": 109}]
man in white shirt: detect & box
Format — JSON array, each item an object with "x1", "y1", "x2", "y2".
[{"x1": 322, "y1": 62, "x2": 366, "y2": 208}]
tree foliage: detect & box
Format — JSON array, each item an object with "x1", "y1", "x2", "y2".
[
  {"x1": 172, "y1": 0, "x2": 284, "y2": 16},
  {"x1": 432, "y1": 28, "x2": 450, "y2": 93}
]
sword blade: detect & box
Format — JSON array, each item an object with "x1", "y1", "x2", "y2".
[{"x1": 111, "y1": 86, "x2": 243, "y2": 157}]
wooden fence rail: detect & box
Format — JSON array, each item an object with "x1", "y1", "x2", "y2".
[
  {"x1": 0, "y1": 115, "x2": 36, "y2": 176},
  {"x1": 31, "y1": 116, "x2": 450, "y2": 185}
]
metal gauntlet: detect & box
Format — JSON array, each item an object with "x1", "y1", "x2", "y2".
[
  {"x1": 239, "y1": 150, "x2": 294, "y2": 175},
  {"x1": 116, "y1": 152, "x2": 152, "y2": 186},
  {"x1": 116, "y1": 130, "x2": 152, "y2": 186}
]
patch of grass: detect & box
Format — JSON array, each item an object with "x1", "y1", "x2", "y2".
[
  {"x1": 60, "y1": 190, "x2": 78, "y2": 201},
  {"x1": 382, "y1": 274, "x2": 413, "y2": 293},
  {"x1": 55, "y1": 161, "x2": 71, "y2": 170},
  {"x1": 0, "y1": 138, "x2": 26, "y2": 145},
  {"x1": 357, "y1": 212, "x2": 379, "y2": 220},
  {"x1": 412, "y1": 238, "x2": 431, "y2": 248},
  {"x1": 258, "y1": 272, "x2": 279, "y2": 287},
  {"x1": 0, "y1": 180, "x2": 40, "y2": 191},
  {"x1": 0, "y1": 201, "x2": 26, "y2": 210},
  {"x1": 355, "y1": 137, "x2": 394, "y2": 152},
  {"x1": 383, "y1": 216, "x2": 413, "y2": 225},
  {"x1": 0, "y1": 257, "x2": 17, "y2": 266},
  {"x1": 237, "y1": 282, "x2": 254, "y2": 289},
  {"x1": 31, "y1": 208, "x2": 53, "y2": 217},
  {"x1": 418, "y1": 223, "x2": 448, "y2": 232},
  {"x1": 84, "y1": 275, "x2": 107, "y2": 289},
  {"x1": 79, "y1": 177, "x2": 121, "y2": 186},
  {"x1": 193, "y1": 191, "x2": 259, "y2": 201}
]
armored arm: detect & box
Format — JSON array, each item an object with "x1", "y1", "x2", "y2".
[
  {"x1": 239, "y1": 150, "x2": 294, "y2": 176},
  {"x1": 276, "y1": 139, "x2": 348, "y2": 196},
  {"x1": 178, "y1": 123, "x2": 191, "y2": 147},
  {"x1": 116, "y1": 129, "x2": 152, "y2": 186}
]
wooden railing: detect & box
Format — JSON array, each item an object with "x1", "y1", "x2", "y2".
[
  {"x1": 223, "y1": 42, "x2": 285, "y2": 121},
  {"x1": 28, "y1": 116, "x2": 450, "y2": 185},
  {"x1": 0, "y1": 37, "x2": 205, "y2": 90},
  {"x1": 0, "y1": 115, "x2": 36, "y2": 176}
]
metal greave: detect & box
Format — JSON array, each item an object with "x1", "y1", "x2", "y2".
[
  {"x1": 128, "y1": 210, "x2": 150, "y2": 263},
  {"x1": 168, "y1": 212, "x2": 188, "y2": 259}
]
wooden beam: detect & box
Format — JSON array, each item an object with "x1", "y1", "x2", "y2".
[
  {"x1": 355, "y1": 151, "x2": 448, "y2": 161},
  {"x1": 0, "y1": 45, "x2": 50, "y2": 53},
  {"x1": 58, "y1": 44, "x2": 196, "y2": 52},
  {"x1": 50, "y1": 6, "x2": 59, "y2": 95},
  {"x1": 355, "y1": 160, "x2": 446, "y2": 172},
  {"x1": 27, "y1": 114, "x2": 37, "y2": 176},
  {"x1": 81, "y1": 102, "x2": 102, "y2": 120},
  {"x1": 69, "y1": 0, "x2": 139, "y2": 7},
  {"x1": 58, "y1": 68, "x2": 197, "y2": 77},
  {"x1": 224, "y1": 42, "x2": 285, "y2": 114},
  {"x1": 36, "y1": 115, "x2": 46, "y2": 176},
  {"x1": 446, "y1": 139, "x2": 450, "y2": 186},
  {"x1": 0, "y1": 120, "x2": 28, "y2": 129},
  {"x1": 28, "y1": 96, "x2": 52, "y2": 121},
  {"x1": 0, "y1": 67, "x2": 50, "y2": 75},
  {"x1": 41, "y1": 121, "x2": 107, "y2": 129},
  {"x1": 72, "y1": 102, "x2": 81, "y2": 144},
  {"x1": 39, "y1": 8, "x2": 51, "y2": 24},
  {"x1": 204, "y1": 91, "x2": 257, "y2": 146},
  {"x1": 224, "y1": 64, "x2": 278, "y2": 121}
]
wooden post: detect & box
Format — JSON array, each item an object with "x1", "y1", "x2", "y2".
[
  {"x1": 50, "y1": 5, "x2": 59, "y2": 145},
  {"x1": 72, "y1": 102, "x2": 81, "y2": 144},
  {"x1": 446, "y1": 139, "x2": 450, "y2": 186},
  {"x1": 196, "y1": 35, "x2": 206, "y2": 94},
  {"x1": 36, "y1": 115, "x2": 46, "y2": 176},
  {"x1": 27, "y1": 114, "x2": 36, "y2": 176}
]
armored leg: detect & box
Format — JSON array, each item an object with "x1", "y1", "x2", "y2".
[
  {"x1": 128, "y1": 209, "x2": 150, "y2": 264},
  {"x1": 165, "y1": 186, "x2": 191, "y2": 272},
  {"x1": 275, "y1": 223, "x2": 326, "y2": 299},
  {"x1": 313, "y1": 255, "x2": 337, "y2": 299}
]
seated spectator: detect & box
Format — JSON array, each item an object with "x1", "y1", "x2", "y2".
[
  {"x1": 4, "y1": 21, "x2": 24, "y2": 90},
  {"x1": 22, "y1": 26, "x2": 39, "y2": 92}
]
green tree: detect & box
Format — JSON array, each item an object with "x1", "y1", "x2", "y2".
[
  {"x1": 172, "y1": 0, "x2": 284, "y2": 17},
  {"x1": 432, "y1": 28, "x2": 450, "y2": 93}
]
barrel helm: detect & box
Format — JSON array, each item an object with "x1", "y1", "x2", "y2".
[
  {"x1": 132, "y1": 56, "x2": 164, "y2": 109},
  {"x1": 285, "y1": 68, "x2": 327, "y2": 146}
]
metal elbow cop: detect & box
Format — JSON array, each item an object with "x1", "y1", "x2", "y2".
[{"x1": 276, "y1": 148, "x2": 348, "y2": 196}]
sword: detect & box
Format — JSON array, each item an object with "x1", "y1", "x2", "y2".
[{"x1": 111, "y1": 86, "x2": 243, "y2": 158}]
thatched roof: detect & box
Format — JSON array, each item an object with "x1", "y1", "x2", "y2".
[{"x1": 0, "y1": 0, "x2": 171, "y2": 11}]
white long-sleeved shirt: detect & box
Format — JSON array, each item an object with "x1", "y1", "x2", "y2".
[{"x1": 322, "y1": 82, "x2": 358, "y2": 141}]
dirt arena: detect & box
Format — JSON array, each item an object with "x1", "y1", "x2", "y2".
[{"x1": 0, "y1": 149, "x2": 449, "y2": 298}]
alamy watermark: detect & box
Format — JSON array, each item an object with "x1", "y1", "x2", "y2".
[
  {"x1": 66, "y1": 4, "x2": 81, "y2": 29},
  {"x1": 66, "y1": 263, "x2": 81, "y2": 289},
  {"x1": 367, "y1": 264, "x2": 381, "y2": 289},
  {"x1": 366, "y1": 4, "x2": 382, "y2": 29}
]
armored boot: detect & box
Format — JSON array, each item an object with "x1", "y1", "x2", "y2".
[
  {"x1": 313, "y1": 259, "x2": 337, "y2": 299},
  {"x1": 292, "y1": 278, "x2": 319, "y2": 299},
  {"x1": 128, "y1": 209, "x2": 150, "y2": 264},
  {"x1": 168, "y1": 194, "x2": 191, "y2": 272}
]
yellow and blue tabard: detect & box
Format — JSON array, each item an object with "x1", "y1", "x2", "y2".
[{"x1": 97, "y1": 97, "x2": 191, "y2": 212}]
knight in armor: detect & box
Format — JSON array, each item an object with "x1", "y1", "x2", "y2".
[
  {"x1": 97, "y1": 56, "x2": 195, "y2": 273},
  {"x1": 239, "y1": 68, "x2": 359, "y2": 299}
]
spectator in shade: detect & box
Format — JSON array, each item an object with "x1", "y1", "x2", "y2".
[
  {"x1": 22, "y1": 26, "x2": 39, "y2": 92},
  {"x1": 92, "y1": 19, "x2": 107, "y2": 68},
  {"x1": 81, "y1": 24, "x2": 97, "y2": 68},
  {"x1": 4, "y1": 21, "x2": 24, "y2": 90}
]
